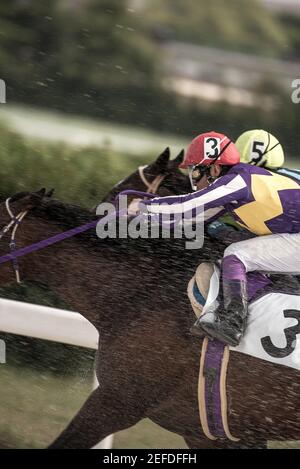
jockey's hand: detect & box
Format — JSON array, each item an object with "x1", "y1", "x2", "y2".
[{"x1": 127, "y1": 198, "x2": 142, "y2": 216}]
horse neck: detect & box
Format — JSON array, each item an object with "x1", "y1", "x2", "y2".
[
  {"x1": 19, "y1": 216, "x2": 110, "y2": 328},
  {"x1": 18, "y1": 208, "x2": 222, "y2": 332}
]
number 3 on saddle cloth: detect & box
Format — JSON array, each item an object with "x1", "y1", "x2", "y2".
[{"x1": 187, "y1": 263, "x2": 300, "y2": 442}]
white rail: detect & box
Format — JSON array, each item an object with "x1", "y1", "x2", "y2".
[{"x1": 0, "y1": 298, "x2": 113, "y2": 449}]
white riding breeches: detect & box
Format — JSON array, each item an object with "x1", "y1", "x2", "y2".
[{"x1": 224, "y1": 232, "x2": 300, "y2": 275}]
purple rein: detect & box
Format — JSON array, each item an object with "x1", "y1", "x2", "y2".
[{"x1": 0, "y1": 190, "x2": 156, "y2": 266}]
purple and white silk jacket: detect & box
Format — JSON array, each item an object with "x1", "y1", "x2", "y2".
[{"x1": 142, "y1": 163, "x2": 300, "y2": 236}]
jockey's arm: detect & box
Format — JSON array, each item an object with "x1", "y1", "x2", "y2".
[{"x1": 141, "y1": 172, "x2": 249, "y2": 224}]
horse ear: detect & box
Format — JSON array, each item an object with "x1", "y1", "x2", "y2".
[
  {"x1": 169, "y1": 149, "x2": 184, "y2": 169},
  {"x1": 46, "y1": 188, "x2": 55, "y2": 198},
  {"x1": 35, "y1": 188, "x2": 46, "y2": 197},
  {"x1": 20, "y1": 190, "x2": 45, "y2": 211},
  {"x1": 154, "y1": 147, "x2": 170, "y2": 170}
]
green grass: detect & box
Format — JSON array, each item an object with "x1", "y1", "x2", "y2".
[
  {"x1": 0, "y1": 362, "x2": 187, "y2": 449},
  {"x1": 0, "y1": 362, "x2": 93, "y2": 448},
  {"x1": 115, "y1": 420, "x2": 187, "y2": 449},
  {"x1": 0, "y1": 121, "x2": 149, "y2": 208},
  {"x1": 0, "y1": 110, "x2": 186, "y2": 208}
]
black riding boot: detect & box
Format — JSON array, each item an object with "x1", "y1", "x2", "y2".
[{"x1": 190, "y1": 279, "x2": 248, "y2": 347}]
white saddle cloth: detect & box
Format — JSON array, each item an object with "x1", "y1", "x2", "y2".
[{"x1": 191, "y1": 265, "x2": 300, "y2": 371}]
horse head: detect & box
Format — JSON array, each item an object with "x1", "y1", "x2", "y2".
[
  {"x1": 0, "y1": 188, "x2": 54, "y2": 284},
  {"x1": 2, "y1": 188, "x2": 54, "y2": 215},
  {"x1": 101, "y1": 147, "x2": 190, "y2": 206}
]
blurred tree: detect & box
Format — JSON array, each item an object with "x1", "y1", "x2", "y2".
[
  {"x1": 59, "y1": 0, "x2": 157, "y2": 87},
  {"x1": 278, "y1": 13, "x2": 300, "y2": 60},
  {"x1": 0, "y1": 0, "x2": 161, "y2": 119},
  {"x1": 55, "y1": 0, "x2": 160, "y2": 117},
  {"x1": 142, "y1": 0, "x2": 289, "y2": 57},
  {"x1": 0, "y1": 1, "x2": 61, "y2": 98},
  {"x1": 0, "y1": 0, "x2": 298, "y2": 154}
]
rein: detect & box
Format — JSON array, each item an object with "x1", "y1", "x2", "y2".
[{"x1": 0, "y1": 191, "x2": 156, "y2": 282}]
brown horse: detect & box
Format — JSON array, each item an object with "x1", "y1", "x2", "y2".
[{"x1": 0, "y1": 190, "x2": 299, "y2": 449}]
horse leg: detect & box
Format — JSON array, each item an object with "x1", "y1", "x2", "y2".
[{"x1": 48, "y1": 384, "x2": 144, "y2": 449}]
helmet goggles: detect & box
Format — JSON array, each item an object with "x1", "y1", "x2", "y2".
[{"x1": 188, "y1": 164, "x2": 209, "y2": 191}]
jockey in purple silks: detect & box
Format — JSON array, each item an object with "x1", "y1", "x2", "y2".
[{"x1": 140, "y1": 131, "x2": 300, "y2": 347}]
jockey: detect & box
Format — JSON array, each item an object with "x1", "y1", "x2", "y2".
[
  {"x1": 207, "y1": 129, "x2": 300, "y2": 239},
  {"x1": 141, "y1": 131, "x2": 300, "y2": 347}
]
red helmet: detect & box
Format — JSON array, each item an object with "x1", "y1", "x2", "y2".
[{"x1": 179, "y1": 131, "x2": 240, "y2": 169}]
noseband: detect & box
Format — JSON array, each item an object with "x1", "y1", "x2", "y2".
[
  {"x1": 0, "y1": 198, "x2": 28, "y2": 283},
  {"x1": 138, "y1": 166, "x2": 165, "y2": 194}
]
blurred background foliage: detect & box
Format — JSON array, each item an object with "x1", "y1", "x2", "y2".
[
  {"x1": 0, "y1": 0, "x2": 299, "y2": 156},
  {"x1": 0, "y1": 122, "x2": 145, "y2": 207},
  {"x1": 144, "y1": 0, "x2": 289, "y2": 56}
]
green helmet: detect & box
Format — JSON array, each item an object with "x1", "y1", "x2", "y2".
[{"x1": 235, "y1": 129, "x2": 284, "y2": 169}]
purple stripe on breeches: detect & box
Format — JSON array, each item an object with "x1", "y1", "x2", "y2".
[
  {"x1": 222, "y1": 255, "x2": 247, "y2": 282},
  {"x1": 221, "y1": 254, "x2": 271, "y2": 301}
]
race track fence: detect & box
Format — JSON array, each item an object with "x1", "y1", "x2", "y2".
[{"x1": 0, "y1": 298, "x2": 113, "y2": 449}]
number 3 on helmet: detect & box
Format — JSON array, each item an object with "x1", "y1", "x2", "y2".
[{"x1": 179, "y1": 131, "x2": 240, "y2": 169}]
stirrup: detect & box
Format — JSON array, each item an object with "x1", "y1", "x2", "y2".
[
  {"x1": 190, "y1": 318, "x2": 214, "y2": 340},
  {"x1": 200, "y1": 321, "x2": 242, "y2": 347}
]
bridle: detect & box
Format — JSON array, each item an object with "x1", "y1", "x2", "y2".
[
  {"x1": 0, "y1": 198, "x2": 28, "y2": 283},
  {"x1": 138, "y1": 166, "x2": 166, "y2": 194}
]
